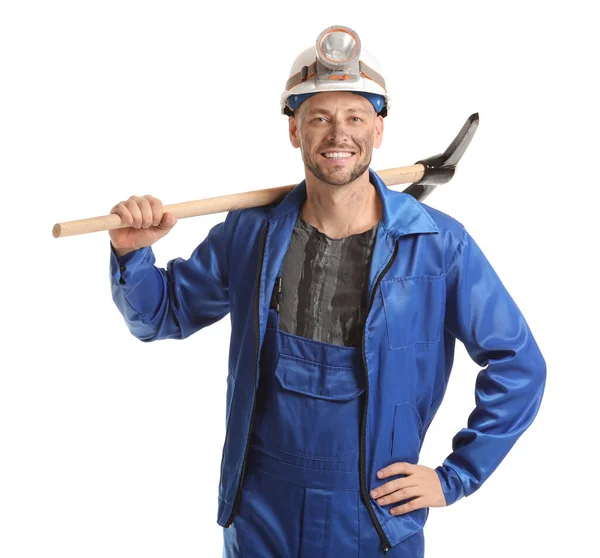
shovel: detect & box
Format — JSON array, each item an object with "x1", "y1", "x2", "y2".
[{"x1": 52, "y1": 113, "x2": 479, "y2": 239}]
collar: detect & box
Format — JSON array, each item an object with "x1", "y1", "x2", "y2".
[{"x1": 266, "y1": 168, "x2": 439, "y2": 239}]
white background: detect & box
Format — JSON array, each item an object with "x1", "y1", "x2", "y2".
[{"x1": 1, "y1": 1, "x2": 598, "y2": 556}]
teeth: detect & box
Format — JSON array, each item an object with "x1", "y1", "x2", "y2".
[{"x1": 323, "y1": 152, "x2": 352, "y2": 158}]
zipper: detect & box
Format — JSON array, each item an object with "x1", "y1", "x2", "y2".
[
  {"x1": 270, "y1": 276, "x2": 283, "y2": 313},
  {"x1": 360, "y1": 240, "x2": 399, "y2": 555},
  {"x1": 224, "y1": 220, "x2": 270, "y2": 528}
]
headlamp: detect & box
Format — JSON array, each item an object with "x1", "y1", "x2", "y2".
[{"x1": 315, "y1": 26, "x2": 361, "y2": 81}]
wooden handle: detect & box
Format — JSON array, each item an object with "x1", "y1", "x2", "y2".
[{"x1": 52, "y1": 164, "x2": 425, "y2": 238}]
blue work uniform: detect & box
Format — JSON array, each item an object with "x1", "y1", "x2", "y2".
[
  {"x1": 110, "y1": 169, "x2": 547, "y2": 556},
  {"x1": 222, "y1": 253, "x2": 425, "y2": 556}
]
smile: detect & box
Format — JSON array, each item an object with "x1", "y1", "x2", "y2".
[{"x1": 321, "y1": 151, "x2": 355, "y2": 159}]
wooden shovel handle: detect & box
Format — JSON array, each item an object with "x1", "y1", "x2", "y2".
[{"x1": 52, "y1": 164, "x2": 425, "y2": 238}]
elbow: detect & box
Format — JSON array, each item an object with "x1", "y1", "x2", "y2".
[
  {"x1": 535, "y1": 347, "x2": 547, "y2": 398},
  {"x1": 126, "y1": 320, "x2": 164, "y2": 343},
  {"x1": 523, "y1": 344, "x2": 547, "y2": 422},
  {"x1": 527, "y1": 331, "x2": 547, "y2": 389},
  {"x1": 519, "y1": 326, "x2": 547, "y2": 399},
  {"x1": 136, "y1": 332, "x2": 159, "y2": 343}
]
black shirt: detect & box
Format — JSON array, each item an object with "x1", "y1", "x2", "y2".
[{"x1": 278, "y1": 213, "x2": 379, "y2": 347}]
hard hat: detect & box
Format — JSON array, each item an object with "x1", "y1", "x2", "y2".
[{"x1": 281, "y1": 25, "x2": 390, "y2": 117}]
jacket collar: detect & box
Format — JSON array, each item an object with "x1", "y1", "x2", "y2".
[{"x1": 266, "y1": 168, "x2": 439, "y2": 239}]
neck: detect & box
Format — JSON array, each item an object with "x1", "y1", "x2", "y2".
[{"x1": 301, "y1": 168, "x2": 383, "y2": 239}]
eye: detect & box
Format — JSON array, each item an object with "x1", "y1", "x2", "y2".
[
  {"x1": 312, "y1": 117, "x2": 327, "y2": 123},
  {"x1": 351, "y1": 116, "x2": 363, "y2": 123}
]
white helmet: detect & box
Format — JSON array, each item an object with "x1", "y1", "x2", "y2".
[{"x1": 281, "y1": 25, "x2": 390, "y2": 117}]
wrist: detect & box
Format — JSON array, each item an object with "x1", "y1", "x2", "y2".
[{"x1": 111, "y1": 242, "x2": 137, "y2": 258}]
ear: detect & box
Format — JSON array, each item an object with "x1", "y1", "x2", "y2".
[
  {"x1": 289, "y1": 115, "x2": 301, "y2": 149},
  {"x1": 373, "y1": 115, "x2": 384, "y2": 149}
]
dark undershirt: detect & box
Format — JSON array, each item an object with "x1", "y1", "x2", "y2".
[{"x1": 278, "y1": 213, "x2": 379, "y2": 347}]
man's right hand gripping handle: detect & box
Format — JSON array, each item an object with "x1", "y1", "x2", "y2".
[{"x1": 109, "y1": 194, "x2": 178, "y2": 256}]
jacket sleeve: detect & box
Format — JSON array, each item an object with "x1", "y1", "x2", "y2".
[
  {"x1": 109, "y1": 214, "x2": 232, "y2": 342},
  {"x1": 435, "y1": 227, "x2": 546, "y2": 506}
]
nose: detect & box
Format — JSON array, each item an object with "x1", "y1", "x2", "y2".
[{"x1": 327, "y1": 117, "x2": 350, "y2": 143}]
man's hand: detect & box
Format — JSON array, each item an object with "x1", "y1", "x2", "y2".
[
  {"x1": 109, "y1": 195, "x2": 177, "y2": 257},
  {"x1": 370, "y1": 462, "x2": 447, "y2": 515}
]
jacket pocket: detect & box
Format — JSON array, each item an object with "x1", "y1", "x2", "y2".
[
  {"x1": 267, "y1": 353, "x2": 365, "y2": 461},
  {"x1": 380, "y1": 274, "x2": 446, "y2": 350},
  {"x1": 390, "y1": 401, "x2": 423, "y2": 464}
]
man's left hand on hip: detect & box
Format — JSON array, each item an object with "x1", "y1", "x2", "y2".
[{"x1": 370, "y1": 462, "x2": 447, "y2": 515}]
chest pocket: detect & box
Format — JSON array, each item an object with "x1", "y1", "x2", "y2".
[
  {"x1": 266, "y1": 352, "x2": 365, "y2": 462},
  {"x1": 380, "y1": 274, "x2": 446, "y2": 350}
]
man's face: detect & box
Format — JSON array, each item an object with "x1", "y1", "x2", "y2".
[{"x1": 289, "y1": 91, "x2": 384, "y2": 187}]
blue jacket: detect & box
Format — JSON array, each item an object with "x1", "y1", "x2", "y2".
[{"x1": 110, "y1": 169, "x2": 546, "y2": 549}]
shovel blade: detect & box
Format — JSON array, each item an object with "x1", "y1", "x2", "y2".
[{"x1": 404, "y1": 112, "x2": 479, "y2": 201}]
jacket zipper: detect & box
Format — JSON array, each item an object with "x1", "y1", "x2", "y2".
[
  {"x1": 224, "y1": 221, "x2": 270, "y2": 529},
  {"x1": 360, "y1": 240, "x2": 399, "y2": 555}
]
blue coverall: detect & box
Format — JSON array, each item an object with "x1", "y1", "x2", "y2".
[
  {"x1": 110, "y1": 169, "x2": 547, "y2": 557},
  {"x1": 221, "y1": 256, "x2": 425, "y2": 556}
]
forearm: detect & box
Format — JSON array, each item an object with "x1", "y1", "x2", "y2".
[
  {"x1": 110, "y1": 243, "x2": 173, "y2": 341},
  {"x1": 436, "y1": 337, "x2": 546, "y2": 505},
  {"x1": 436, "y1": 228, "x2": 547, "y2": 506}
]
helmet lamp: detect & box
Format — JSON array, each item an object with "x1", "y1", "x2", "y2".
[{"x1": 315, "y1": 26, "x2": 362, "y2": 82}]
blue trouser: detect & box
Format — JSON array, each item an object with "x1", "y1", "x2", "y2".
[{"x1": 222, "y1": 307, "x2": 425, "y2": 557}]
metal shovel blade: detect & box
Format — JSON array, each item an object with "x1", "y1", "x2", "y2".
[{"x1": 403, "y1": 112, "x2": 479, "y2": 201}]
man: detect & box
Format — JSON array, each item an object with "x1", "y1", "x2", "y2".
[{"x1": 109, "y1": 26, "x2": 546, "y2": 557}]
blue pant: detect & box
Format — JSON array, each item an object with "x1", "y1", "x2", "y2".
[{"x1": 223, "y1": 308, "x2": 425, "y2": 557}]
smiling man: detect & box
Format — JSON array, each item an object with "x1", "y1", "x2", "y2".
[
  {"x1": 109, "y1": 25, "x2": 546, "y2": 557},
  {"x1": 292, "y1": 92, "x2": 382, "y2": 186}
]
